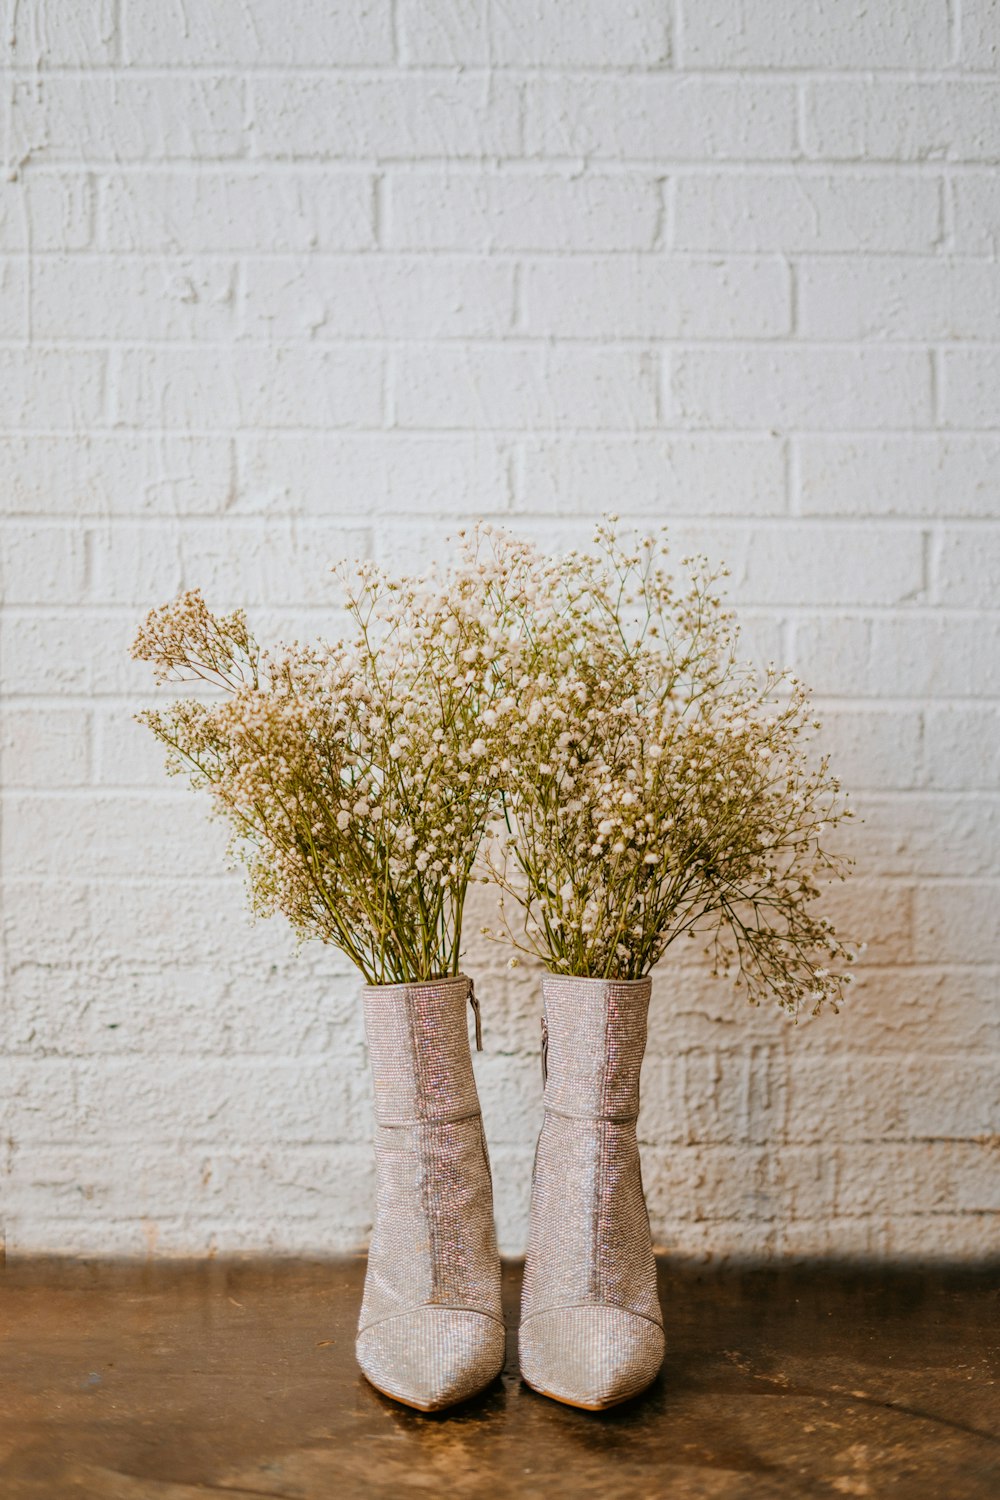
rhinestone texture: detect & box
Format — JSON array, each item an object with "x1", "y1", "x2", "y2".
[
  {"x1": 356, "y1": 975, "x2": 505, "y2": 1411},
  {"x1": 519, "y1": 974, "x2": 665, "y2": 1410}
]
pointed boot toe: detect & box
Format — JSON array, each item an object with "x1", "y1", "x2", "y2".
[
  {"x1": 519, "y1": 1306, "x2": 664, "y2": 1410},
  {"x1": 357, "y1": 1307, "x2": 505, "y2": 1411}
]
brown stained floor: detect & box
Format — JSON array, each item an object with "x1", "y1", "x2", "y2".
[{"x1": 0, "y1": 1258, "x2": 998, "y2": 1500}]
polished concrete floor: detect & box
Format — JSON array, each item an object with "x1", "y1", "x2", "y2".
[{"x1": 1, "y1": 1256, "x2": 997, "y2": 1499}]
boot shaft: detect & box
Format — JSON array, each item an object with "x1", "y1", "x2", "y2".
[
  {"x1": 523, "y1": 973, "x2": 660, "y2": 1327},
  {"x1": 359, "y1": 975, "x2": 502, "y2": 1344},
  {"x1": 363, "y1": 975, "x2": 480, "y2": 1125},
  {"x1": 541, "y1": 975, "x2": 651, "y2": 1120}
]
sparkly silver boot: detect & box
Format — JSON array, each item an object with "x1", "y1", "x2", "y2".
[
  {"x1": 356, "y1": 975, "x2": 505, "y2": 1411},
  {"x1": 519, "y1": 975, "x2": 665, "y2": 1410}
]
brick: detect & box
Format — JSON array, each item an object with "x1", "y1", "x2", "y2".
[
  {"x1": 0, "y1": 436, "x2": 235, "y2": 517},
  {"x1": 730, "y1": 522, "x2": 925, "y2": 606},
  {"x1": 515, "y1": 437, "x2": 786, "y2": 516},
  {"x1": 250, "y1": 75, "x2": 522, "y2": 159},
  {"x1": 98, "y1": 171, "x2": 375, "y2": 252},
  {"x1": 0, "y1": 1059, "x2": 79, "y2": 1142},
  {"x1": 112, "y1": 348, "x2": 384, "y2": 429},
  {"x1": 3, "y1": 963, "x2": 232, "y2": 1058},
  {"x1": 67, "y1": 1059, "x2": 371, "y2": 1145},
  {"x1": 932, "y1": 527, "x2": 1000, "y2": 607},
  {"x1": 795, "y1": 437, "x2": 1000, "y2": 518},
  {"x1": 0, "y1": 613, "x2": 149, "y2": 697},
  {"x1": 1, "y1": 1143, "x2": 374, "y2": 1226},
  {"x1": 626, "y1": 519, "x2": 923, "y2": 606},
  {"x1": 386, "y1": 171, "x2": 661, "y2": 251},
  {"x1": 798, "y1": 967, "x2": 1000, "y2": 1056},
  {"x1": 0, "y1": 523, "x2": 87, "y2": 604},
  {"x1": 241, "y1": 257, "x2": 515, "y2": 339},
  {"x1": 813, "y1": 709, "x2": 923, "y2": 791},
  {"x1": 913, "y1": 882, "x2": 1000, "y2": 963},
  {"x1": 399, "y1": 0, "x2": 670, "y2": 65},
  {"x1": 5, "y1": 0, "x2": 118, "y2": 64},
  {"x1": 852, "y1": 793, "x2": 1000, "y2": 878},
  {"x1": 762, "y1": 1214, "x2": 1000, "y2": 1263},
  {"x1": 394, "y1": 346, "x2": 659, "y2": 430},
  {"x1": 674, "y1": 174, "x2": 941, "y2": 254},
  {"x1": 787, "y1": 1055, "x2": 999, "y2": 1143},
  {"x1": 816, "y1": 879, "x2": 913, "y2": 968},
  {"x1": 798, "y1": 258, "x2": 1000, "y2": 341},
  {"x1": 0, "y1": 708, "x2": 91, "y2": 788},
  {"x1": 833, "y1": 1143, "x2": 1000, "y2": 1217},
  {"x1": 86, "y1": 877, "x2": 303, "y2": 972},
  {"x1": 526, "y1": 77, "x2": 796, "y2": 161},
  {"x1": 804, "y1": 81, "x2": 1000, "y2": 164},
  {"x1": 519, "y1": 256, "x2": 790, "y2": 339},
  {"x1": 0, "y1": 174, "x2": 93, "y2": 251},
  {"x1": 1, "y1": 882, "x2": 90, "y2": 969},
  {"x1": 93, "y1": 707, "x2": 176, "y2": 789},
  {"x1": 1, "y1": 793, "x2": 230, "y2": 880},
  {"x1": 369, "y1": 516, "x2": 595, "y2": 574},
  {"x1": 235, "y1": 434, "x2": 512, "y2": 514},
  {"x1": 679, "y1": 0, "x2": 950, "y2": 68},
  {"x1": 0, "y1": 261, "x2": 27, "y2": 338},
  {"x1": 792, "y1": 616, "x2": 1000, "y2": 698},
  {"x1": 0, "y1": 351, "x2": 106, "y2": 429},
  {"x1": 961, "y1": 0, "x2": 1000, "y2": 69},
  {"x1": 4, "y1": 957, "x2": 360, "y2": 1058},
  {"x1": 641, "y1": 1047, "x2": 786, "y2": 1146},
  {"x1": 643, "y1": 1146, "x2": 792, "y2": 1225},
  {"x1": 123, "y1": 0, "x2": 394, "y2": 64},
  {"x1": 924, "y1": 708, "x2": 1000, "y2": 790},
  {"x1": 9, "y1": 76, "x2": 247, "y2": 163},
  {"x1": 941, "y1": 349, "x2": 1000, "y2": 428},
  {"x1": 87, "y1": 521, "x2": 370, "y2": 606},
  {"x1": 668, "y1": 349, "x2": 932, "y2": 430},
  {"x1": 29, "y1": 259, "x2": 239, "y2": 341},
  {"x1": 0, "y1": 1218, "x2": 217, "y2": 1258},
  {"x1": 952, "y1": 174, "x2": 1000, "y2": 253}
]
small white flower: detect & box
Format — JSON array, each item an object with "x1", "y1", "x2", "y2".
[{"x1": 336, "y1": 810, "x2": 350, "y2": 831}]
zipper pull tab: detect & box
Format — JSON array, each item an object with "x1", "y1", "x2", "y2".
[
  {"x1": 541, "y1": 1014, "x2": 549, "y2": 1087},
  {"x1": 468, "y1": 977, "x2": 483, "y2": 1052}
]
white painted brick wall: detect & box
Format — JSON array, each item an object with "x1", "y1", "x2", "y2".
[{"x1": 1, "y1": 0, "x2": 997, "y2": 1262}]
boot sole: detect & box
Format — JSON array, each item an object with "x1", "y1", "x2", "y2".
[
  {"x1": 362, "y1": 1369, "x2": 497, "y2": 1413},
  {"x1": 522, "y1": 1377, "x2": 650, "y2": 1412}
]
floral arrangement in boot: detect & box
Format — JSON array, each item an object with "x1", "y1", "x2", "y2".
[
  {"x1": 131, "y1": 559, "x2": 518, "y2": 1411},
  {"x1": 477, "y1": 518, "x2": 855, "y2": 1013},
  {"x1": 466, "y1": 518, "x2": 856, "y2": 1410},
  {"x1": 131, "y1": 562, "x2": 511, "y2": 985}
]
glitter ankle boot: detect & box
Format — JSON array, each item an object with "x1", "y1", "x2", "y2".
[
  {"x1": 356, "y1": 975, "x2": 505, "y2": 1411},
  {"x1": 519, "y1": 974, "x2": 665, "y2": 1410}
]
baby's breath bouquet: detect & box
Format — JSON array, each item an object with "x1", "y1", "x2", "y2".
[
  {"x1": 476, "y1": 521, "x2": 855, "y2": 1017},
  {"x1": 131, "y1": 558, "x2": 515, "y2": 985}
]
